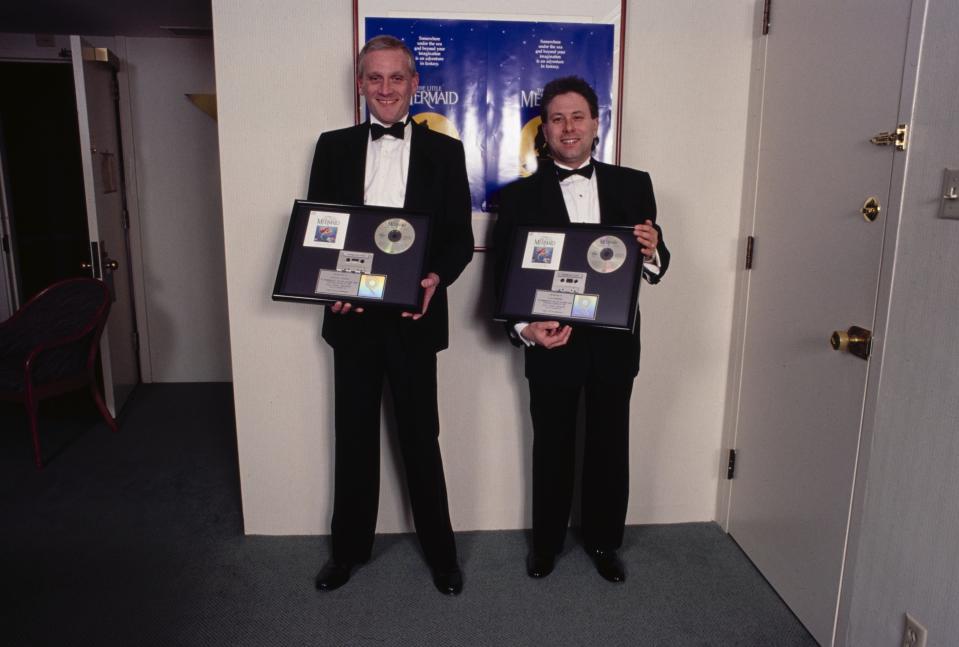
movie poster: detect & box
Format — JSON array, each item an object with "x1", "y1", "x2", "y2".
[{"x1": 364, "y1": 18, "x2": 614, "y2": 213}]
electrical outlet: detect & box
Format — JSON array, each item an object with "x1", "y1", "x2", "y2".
[{"x1": 902, "y1": 613, "x2": 928, "y2": 647}]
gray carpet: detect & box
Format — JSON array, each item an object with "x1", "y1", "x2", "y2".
[{"x1": 0, "y1": 384, "x2": 816, "y2": 646}]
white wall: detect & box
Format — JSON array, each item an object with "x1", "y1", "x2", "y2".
[
  {"x1": 121, "y1": 36, "x2": 232, "y2": 382},
  {"x1": 843, "y1": 0, "x2": 959, "y2": 643},
  {"x1": 622, "y1": 2, "x2": 753, "y2": 523},
  {"x1": 213, "y1": 0, "x2": 754, "y2": 534}
]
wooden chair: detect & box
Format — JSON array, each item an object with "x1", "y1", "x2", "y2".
[{"x1": 0, "y1": 277, "x2": 117, "y2": 468}]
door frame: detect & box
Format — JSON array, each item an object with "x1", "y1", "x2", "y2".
[
  {"x1": 0, "y1": 113, "x2": 17, "y2": 319},
  {"x1": 716, "y1": 1, "x2": 927, "y2": 644},
  {"x1": 0, "y1": 33, "x2": 153, "y2": 382}
]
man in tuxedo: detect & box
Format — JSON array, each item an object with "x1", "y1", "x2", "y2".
[
  {"x1": 308, "y1": 35, "x2": 473, "y2": 595},
  {"x1": 493, "y1": 76, "x2": 670, "y2": 583}
]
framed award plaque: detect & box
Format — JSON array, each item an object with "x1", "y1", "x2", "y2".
[
  {"x1": 272, "y1": 200, "x2": 432, "y2": 310},
  {"x1": 495, "y1": 223, "x2": 643, "y2": 332}
]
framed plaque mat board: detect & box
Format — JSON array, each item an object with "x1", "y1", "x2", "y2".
[{"x1": 273, "y1": 200, "x2": 432, "y2": 311}]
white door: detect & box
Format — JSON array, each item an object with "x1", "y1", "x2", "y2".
[
  {"x1": 71, "y1": 36, "x2": 140, "y2": 414},
  {"x1": 726, "y1": 2, "x2": 913, "y2": 644}
]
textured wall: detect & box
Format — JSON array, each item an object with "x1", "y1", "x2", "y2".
[
  {"x1": 845, "y1": 0, "x2": 959, "y2": 643},
  {"x1": 213, "y1": 0, "x2": 753, "y2": 534}
]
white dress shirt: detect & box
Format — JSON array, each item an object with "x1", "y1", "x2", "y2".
[{"x1": 364, "y1": 114, "x2": 412, "y2": 208}]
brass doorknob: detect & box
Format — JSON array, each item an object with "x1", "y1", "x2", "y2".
[
  {"x1": 862, "y1": 196, "x2": 881, "y2": 222},
  {"x1": 104, "y1": 259, "x2": 119, "y2": 271},
  {"x1": 830, "y1": 325, "x2": 872, "y2": 360},
  {"x1": 81, "y1": 262, "x2": 92, "y2": 270}
]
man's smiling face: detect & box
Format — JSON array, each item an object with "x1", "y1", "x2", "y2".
[
  {"x1": 541, "y1": 91, "x2": 599, "y2": 168},
  {"x1": 357, "y1": 48, "x2": 419, "y2": 125}
]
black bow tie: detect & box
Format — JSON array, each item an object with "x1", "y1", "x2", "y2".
[
  {"x1": 555, "y1": 164, "x2": 593, "y2": 181},
  {"x1": 370, "y1": 121, "x2": 406, "y2": 141}
]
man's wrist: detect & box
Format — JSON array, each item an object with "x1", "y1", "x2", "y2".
[{"x1": 514, "y1": 322, "x2": 535, "y2": 346}]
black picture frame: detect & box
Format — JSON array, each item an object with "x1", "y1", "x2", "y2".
[
  {"x1": 272, "y1": 200, "x2": 432, "y2": 310},
  {"x1": 495, "y1": 223, "x2": 642, "y2": 332}
]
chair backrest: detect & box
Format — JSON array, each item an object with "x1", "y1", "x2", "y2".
[
  {"x1": 10, "y1": 278, "x2": 110, "y2": 340},
  {"x1": 1, "y1": 278, "x2": 111, "y2": 381}
]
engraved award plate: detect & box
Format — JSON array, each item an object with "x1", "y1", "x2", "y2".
[
  {"x1": 315, "y1": 269, "x2": 361, "y2": 297},
  {"x1": 531, "y1": 290, "x2": 574, "y2": 317}
]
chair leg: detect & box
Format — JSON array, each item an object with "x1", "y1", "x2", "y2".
[
  {"x1": 90, "y1": 382, "x2": 118, "y2": 433},
  {"x1": 25, "y1": 395, "x2": 43, "y2": 470}
]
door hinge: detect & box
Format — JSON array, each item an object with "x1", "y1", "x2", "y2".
[
  {"x1": 745, "y1": 236, "x2": 755, "y2": 270},
  {"x1": 122, "y1": 207, "x2": 131, "y2": 230},
  {"x1": 870, "y1": 123, "x2": 908, "y2": 151},
  {"x1": 1, "y1": 235, "x2": 8, "y2": 253},
  {"x1": 762, "y1": 0, "x2": 772, "y2": 35},
  {"x1": 133, "y1": 329, "x2": 140, "y2": 352},
  {"x1": 727, "y1": 449, "x2": 737, "y2": 479}
]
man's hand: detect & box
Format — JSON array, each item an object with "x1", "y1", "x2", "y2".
[
  {"x1": 520, "y1": 321, "x2": 572, "y2": 349},
  {"x1": 633, "y1": 219, "x2": 659, "y2": 261},
  {"x1": 330, "y1": 301, "x2": 364, "y2": 315},
  {"x1": 402, "y1": 272, "x2": 440, "y2": 320}
]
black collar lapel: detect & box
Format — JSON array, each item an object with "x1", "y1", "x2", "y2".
[
  {"x1": 539, "y1": 164, "x2": 570, "y2": 224},
  {"x1": 594, "y1": 160, "x2": 613, "y2": 225},
  {"x1": 345, "y1": 123, "x2": 369, "y2": 204},
  {"x1": 404, "y1": 120, "x2": 431, "y2": 210}
]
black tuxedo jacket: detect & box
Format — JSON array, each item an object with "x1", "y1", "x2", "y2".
[
  {"x1": 493, "y1": 160, "x2": 670, "y2": 385},
  {"x1": 307, "y1": 121, "x2": 473, "y2": 353}
]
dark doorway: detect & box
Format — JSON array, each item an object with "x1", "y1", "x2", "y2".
[{"x1": 0, "y1": 61, "x2": 90, "y2": 304}]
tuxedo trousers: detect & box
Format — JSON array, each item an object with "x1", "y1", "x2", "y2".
[
  {"x1": 329, "y1": 332, "x2": 457, "y2": 571},
  {"x1": 528, "y1": 377, "x2": 633, "y2": 555}
]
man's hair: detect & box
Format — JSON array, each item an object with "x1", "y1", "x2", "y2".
[
  {"x1": 540, "y1": 76, "x2": 599, "y2": 119},
  {"x1": 357, "y1": 35, "x2": 417, "y2": 78}
]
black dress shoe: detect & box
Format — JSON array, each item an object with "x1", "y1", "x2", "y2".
[
  {"x1": 526, "y1": 551, "x2": 556, "y2": 578},
  {"x1": 432, "y1": 566, "x2": 463, "y2": 595},
  {"x1": 586, "y1": 548, "x2": 625, "y2": 583},
  {"x1": 315, "y1": 560, "x2": 354, "y2": 591}
]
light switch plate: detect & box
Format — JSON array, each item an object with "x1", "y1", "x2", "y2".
[
  {"x1": 903, "y1": 612, "x2": 928, "y2": 647},
  {"x1": 938, "y1": 168, "x2": 959, "y2": 219}
]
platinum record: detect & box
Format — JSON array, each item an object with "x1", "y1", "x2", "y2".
[
  {"x1": 374, "y1": 218, "x2": 415, "y2": 254},
  {"x1": 587, "y1": 235, "x2": 627, "y2": 274}
]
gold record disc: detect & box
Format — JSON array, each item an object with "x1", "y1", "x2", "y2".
[
  {"x1": 374, "y1": 218, "x2": 415, "y2": 254},
  {"x1": 587, "y1": 235, "x2": 627, "y2": 274}
]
